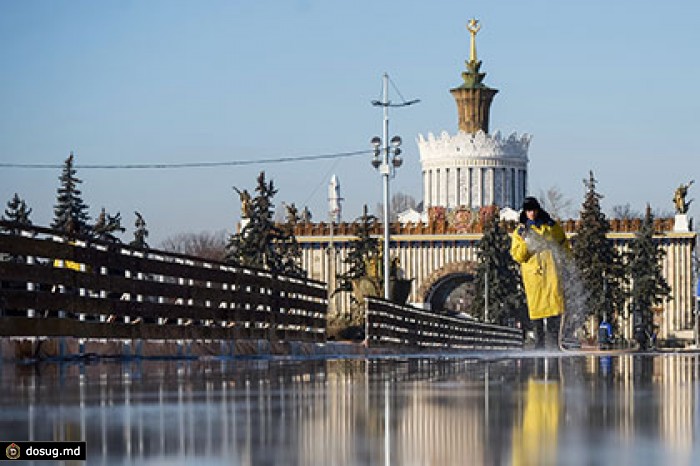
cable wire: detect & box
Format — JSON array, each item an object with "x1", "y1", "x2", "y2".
[
  {"x1": 388, "y1": 75, "x2": 408, "y2": 103},
  {"x1": 0, "y1": 149, "x2": 372, "y2": 170}
]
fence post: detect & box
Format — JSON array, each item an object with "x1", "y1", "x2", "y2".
[
  {"x1": 268, "y1": 273, "x2": 279, "y2": 343},
  {"x1": 364, "y1": 299, "x2": 370, "y2": 348}
]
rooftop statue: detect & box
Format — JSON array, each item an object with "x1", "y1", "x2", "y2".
[
  {"x1": 234, "y1": 188, "x2": 253, "y2": 218},
  {"x1": 673, "y1": 180, "x2": 694, "y2": 214}
]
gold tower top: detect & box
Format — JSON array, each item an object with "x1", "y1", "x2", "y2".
[
  {"x1": 450, "y1": 18, "x2": 498, "y2": 133},
  {"x1": 467, "y1": 18, "x2": 481, "y2": 63}
]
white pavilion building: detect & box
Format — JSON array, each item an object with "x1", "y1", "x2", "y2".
[{"x1": 417, "y1": 20, "x2": 531, "y2": 213}]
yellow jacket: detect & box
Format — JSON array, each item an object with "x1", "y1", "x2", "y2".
[{"x1": 511, "y1": 221, "x2": 570, "y2": 320}]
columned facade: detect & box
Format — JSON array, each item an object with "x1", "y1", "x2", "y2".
[
  {"x1": 296, "y1": 227, "x2": 697, "y2": 342},
  {"x1": 419, "y1": 130, "x2": 530, "y2": 210}
]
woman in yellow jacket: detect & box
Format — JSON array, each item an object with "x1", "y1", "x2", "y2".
[{"x1": 510, "y1": 197, "x2": 570, "y2": 349}]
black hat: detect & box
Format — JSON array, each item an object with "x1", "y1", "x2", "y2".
[{"x1": 522, "y1": 197, "x2": 541, "y2": 211}]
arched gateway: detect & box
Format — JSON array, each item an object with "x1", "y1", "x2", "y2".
[{"x1": 417, "y1": 261, "x2": 477, "y2": 312}]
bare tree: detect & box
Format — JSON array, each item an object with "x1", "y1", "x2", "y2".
[
  {"x1": 652, "y1": 207, "x2": 675, "y2": 219},
  {"x1": 611, "y1": 203, "x2": 642, "y2": 220},
  {"x1": 538, "y1": 186, "x2": 573, "y2": 220},
  {"x1": 375, "y1": 192, "x2": 417, "y2": 221},
  {"x1": 159, "y1": 230, "x2": 227, "y2": 261},
  {"x1": 611, "y1": 203, "x2": 674, "y2": 220}
]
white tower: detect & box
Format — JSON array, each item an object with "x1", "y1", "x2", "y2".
[
  {"x1": 418, "y1": 19, "x2": 530, "y2": 212},
  {"x1": 419, "y1": 130, "x2": 530, "y2": 210},
  {"x1": 328, "y1": 174, "x2": 342, "y2": 222}
]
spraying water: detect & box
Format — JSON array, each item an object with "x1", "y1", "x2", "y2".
[{"x1": 522, "y1": 231, "x2": 591, "y2": 347}]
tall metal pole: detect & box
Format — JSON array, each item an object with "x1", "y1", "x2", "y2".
[
  {"x1": 370, "y1": 73, "x2": 418, "y2": 300},
  {"x1": 695, "y1": 286, "x2": 698, "y2": 348},
  {"x1": 328, "y1": 175, "x2": 342, "y2": 317},
  {"x1": 382, "y1": 73, "x2": 391, "y2": 300},
  {"x1": 484, "y1": 270, "x2": 489, "y2": 322},
  {"x1": 694, "y1": 250, "x2": 699, "y2": 348},
  {"x1": 328, "y1": 216, "x2": 336, "y2": 317}
]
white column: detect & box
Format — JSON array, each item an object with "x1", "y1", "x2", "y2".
[
  {"x1": 503, "y1": 167, "x2": 513, "y2": 207},
  {"x1": 445, "y1": 168, "x2": 450, "y2": 208},
  {"x1": 428, "y1": 170, "x2": 434, "y2": 207},
  {"x1": 435, "y1": 169, "x2": 441, "y2": 206},
  {"x1": 477, "y1": 168, "x2": 483, "y2": 207},
  {"x1": 501, "y1": 168, "x2": 507, "y2": 207},
  {"x1": 489, "y1": 168, "x2": 495, "y2": 206},
  {"x1": 456, "y1": 168, "x2": 461, "y2": 207},
  {"x1": 467, "y1": 167, "x2": 473, "y2": 208}
]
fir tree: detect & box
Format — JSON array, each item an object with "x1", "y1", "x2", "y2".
[
  {"x1": 130, "y1": 211, "x2": 149, "y2": 248},
  {"x1": 627, "y1": 205, "x2": 671, "y2": 340},
  {"x1": 93, "y1": 208, "x2": 125, "y2": 242},
  {"x1": 52, "y1": 153, "x2": 90, "y2": 236},
  {"x1": 2, "y1": 193, "x2": 32, "y2": 231},
  {"x1": 277, "y1": 214, "x2": 305, "y2": 277},
  {"x1": 226, "y1": 172, "x2": 304, "y2": 277},
  {"x1": 335, "y1": 205, "x2": 380, "y2": 298},
  {"x1": 572, "y1": 171, "x2": 626, "y2": 327},
  {"x1": 2, "y1": 193, "x2": 33, "y2": 263},
  {"x1": 471, "y1": 214, "x2": 527, "y2": 325}
]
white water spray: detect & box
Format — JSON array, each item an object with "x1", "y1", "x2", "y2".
[{"x1": 523, "y1": 232, "x2": 591, "y2": 345}]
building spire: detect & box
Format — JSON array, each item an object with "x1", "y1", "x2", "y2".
[
  {"x1": 467, "y1": 18, "x2": 481, "y2": 63},
  {"x1": 450, "y1": 19, "x2": 498, "y2": 134}
]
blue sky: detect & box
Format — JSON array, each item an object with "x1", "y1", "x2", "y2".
[{"x1": 1, "y1": 0, "x2": 698, "y2": 243}]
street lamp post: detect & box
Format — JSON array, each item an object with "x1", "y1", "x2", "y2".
[
  {"x1": 370, "y1": 73, "x2": 419, "y2": 300},
  {"x1": 693, "y1": 249, "x2": 699, "y2": 348},
  {"x1": 327, "y1": 175, "x2": 342, "y2": 317}
]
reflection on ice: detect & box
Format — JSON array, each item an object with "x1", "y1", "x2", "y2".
[{"x1": 0, "y1": 354, "x2": 699, "y2": 465}]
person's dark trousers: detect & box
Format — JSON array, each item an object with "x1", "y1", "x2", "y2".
[
  {"x1": 533, "y1": 319, "x2": 545, "y2": 349},
  {"x1": 545, "y1": 315, "x2": 561, "y2": 350},
  {"x1": 533, "y1": 316, "x2": 561, "y2": 350}
]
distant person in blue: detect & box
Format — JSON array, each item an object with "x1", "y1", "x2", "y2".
[{"x1": 598, "y1": 319, "x2": 613, "y2": 349}]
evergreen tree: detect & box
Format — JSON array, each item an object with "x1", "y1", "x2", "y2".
[
  {"x1": 2, "y1": 193, "x2": 32, "y2": 231},
  {"x1": 335, "y1": 205, "x2": 380, "y2": 297},
  {"x1": 277, "y1": 213, "x2": 304, "y2": 277},
  {"x1": 2, "y1": 193, "x2": 33, "y2": 263},
  {"x1": 130, "y1": 211, "x2": 149, "y2": 248},
  {"x1": 572, "y1": 171, "x2": 626, "y2": 327},
  {"x1": 226, "y1": 172, "x2": 304, "y2": 277},
  {"x1": 627, "y1": 205, "x2": 671, "y2": 340},
  {"x1": 471, "y1": 214, "x2": 527, "y2": 325},
  {"x1": 93, "y1": 208, "x2": 125, "y2": 242},
  {"x1": 52, "y1": 153, "x2": 90, "y2": 236}
]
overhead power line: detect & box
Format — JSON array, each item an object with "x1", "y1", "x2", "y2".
[{"x1": 0, "y1": 149, "x2": 372, "y2": 170}]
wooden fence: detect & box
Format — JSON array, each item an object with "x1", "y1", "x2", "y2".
[
  {"x1": 0, "y1": 222, "x2": 327, "y2": 343},
  {"x1": 366, "y1": 298, "x2": 523, "y2": 350}
]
